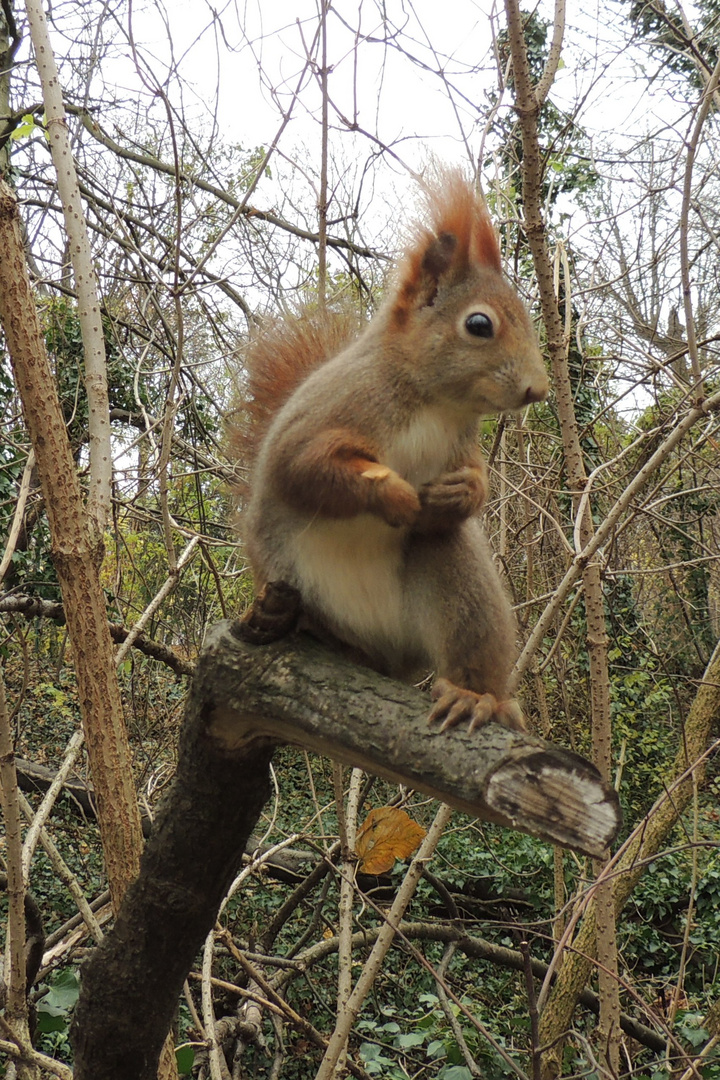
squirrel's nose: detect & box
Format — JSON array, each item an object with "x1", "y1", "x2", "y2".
[{"x1": 524, "y1": 379, "x2": 549, "y2": 404}]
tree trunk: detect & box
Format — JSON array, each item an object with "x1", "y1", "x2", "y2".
[
  {"x1": 71, "y1": 640, "x2": 275, "y2": 1080},
  {"x1": 501, "y1": 3, "x2": 621, "y2": 1070},
  {"x1": 0, "y1": 179, "x2": 144, "y2": 909}
]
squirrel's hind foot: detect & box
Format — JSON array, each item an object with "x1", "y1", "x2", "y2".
[
  {"x1": 234, "y1": 581, "x2": 302, "y2": 645},
  {"x1": 428, "y1": 678, "x2": 526, "y2": 733}
]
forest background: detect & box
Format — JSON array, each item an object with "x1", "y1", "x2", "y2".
[{"x1": 0, "y1": 0, "x2": 719, "y2": 1078}]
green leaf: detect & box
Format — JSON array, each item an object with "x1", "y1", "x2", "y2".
[
  {"x1": 44, "y1": 968, "x2": 80, "y2": 1010},
  {"x1": 680, "y1": 1024, "x2": 710, "y2": 1048},
  {"x1": 360, "y1": 1043, "x2": 383, "y2": 1062},
  {"x1": 176, "y1": 1045, "x2": 195, "y2": 1075},
  {"x1": 36, "y1": 1008, "x2": 69, "y2": 1034},
  {"x1": 395, "y1": 1032, "x2": 425, "y2": 1048},
  {"x1": 36, "y1": 968, "x2": 80, "y2": 1035},
  {"x1": 9, "y1": 115, "x2": 38, "y2": 141}
]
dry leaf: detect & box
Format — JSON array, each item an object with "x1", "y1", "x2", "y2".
[{"x1": 355, "y1": 807, "x2": 426, "y2": 875}]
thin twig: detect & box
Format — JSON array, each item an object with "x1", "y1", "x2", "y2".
[
  {"x1": 22, "y1": 728, "x2": 85, "y2": 876},
  {"x1": 0, "y1": 449, "x2": 35, "y2": 588}
]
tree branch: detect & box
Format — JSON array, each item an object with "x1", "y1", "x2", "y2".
[
  {"x1": 71, "y1": 619, "x2": 620, "y2": 1080},
  {"x1": 76, "y1": 110, "x2": 385, "y2": 262},
  {"x1": 0, "y1": 593, "x2": 195, "y2": 676},
  {"x1": 24, "y1": 0, "x2": 113, "y2": 535},
  {"x1": 207, "y1": 623, "x2": 620, "y2": 856}
]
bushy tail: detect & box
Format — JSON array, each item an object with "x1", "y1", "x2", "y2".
[{"x1": 228, "y1": 304, "x2": 361, "y2": 485}]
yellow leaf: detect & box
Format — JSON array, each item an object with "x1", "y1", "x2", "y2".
[{"x1": 355, "y1": 807, "x2": 426, "y2": 875}]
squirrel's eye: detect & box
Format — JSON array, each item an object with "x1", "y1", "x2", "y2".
[{"x1": 465, "y1": 312, "x2": 494, "y2": 338}]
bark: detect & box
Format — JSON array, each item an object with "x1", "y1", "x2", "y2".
[
  {"x1": 23, "y1": 0, "x2": 113, "y2": 534},
  {"x1": 297, "y1": 922, "x2": 667, "y2": 1052},
  {"x1": 14, "y1": 757, "x2": 98, "y2": 822},
  {"x1": 537, "y1": 638, "x2": 720, "y2": 1076},
  {"x1": 502, "y1": 2, "x2": 621, "y2": 1068},
  {"x1": 679, "y1": 56, "x2": 720, "y2": 394},
  {"x1": 71, "y1": 636, "x2": 275, "y2": 1080},
  {"x1": 0, "y1": 665, "x2": 27, "y2": 1023},
  {"x1": 0, "y1": 0, "x2": 20, "y2": 176},
  {"x1": 0, "y1": 592, "x2": 196, "y2": 676},
  {"x1": 0, "y1": 179, "x2": 144, "y2": 908},
  {"x1": 205, "y1": 622, "x2": 620, "y2": 856},
  {"x1": 71, "y1": 621, "x2": 621, "y2": 1080}
]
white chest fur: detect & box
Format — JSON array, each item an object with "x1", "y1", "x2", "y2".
[
  {"x1": 292, "y1": 514, "x2": 406, "y2": 650},
  {"x1": 286, "y1": 407, "x2": 473, "y2": 660},
  {"x1": 385, "y1": 406, "x2": 470, "y2": 486}
]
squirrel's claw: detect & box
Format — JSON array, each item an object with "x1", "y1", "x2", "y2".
[
  {"x1": 428, "y1": 678, "x2": 526, "y2": 733},
  {"x1": 490, "y1": 698, "x2": 526, "y2": 732}
]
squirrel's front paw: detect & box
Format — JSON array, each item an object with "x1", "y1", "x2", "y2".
[
  {"x1": 428, "y1": 678, "x2": 526, "y2": 733},
  {"x1": 417, "y1": 466, "x2": 487, "y2": 530},
  {"x1": 362, "y1": 464, "x2": 421, "y2": 527}
]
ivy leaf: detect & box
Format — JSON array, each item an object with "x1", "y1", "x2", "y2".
[
  {"x1": 176, "y1": 1046, "x2": 195, "y2": 1074},
  {"x1": 36, "y1": 968, "x2": 80, "y2": 1033},
  {"x1": 10, "y1": 115, "x2": 40, "y2": 141},
  {"x1": 41, "y1": 968, "x2": 80, "y2": 1010}
]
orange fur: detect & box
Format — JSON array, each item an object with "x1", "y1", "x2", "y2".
[
  {"x1": 229, "y1": 305, "x2": 361, "y2": 481},
  {"x1": 391, "y1": 170, "x2": 502, "y2": 327},
  {"x1": 273, "y1": 429, "x2": 421, "y2": 526}
]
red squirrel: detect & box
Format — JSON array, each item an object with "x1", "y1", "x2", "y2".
[{"x1": 235, "y1": 171, "x2": 548, "y2": 732}]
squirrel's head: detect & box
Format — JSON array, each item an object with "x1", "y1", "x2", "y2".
[{"x1": 388, "y1": 170, "x2": 549, "y2": 415}]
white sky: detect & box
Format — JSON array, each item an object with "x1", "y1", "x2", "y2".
[
  {"x1": 15, "y1": 0, "x2": 710, "y2": 419},
  {"x1": 120, "y1": 0, "x2": 691, "y2": 159}
]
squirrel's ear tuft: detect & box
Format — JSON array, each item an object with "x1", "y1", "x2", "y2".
[
  {"x1": 425, "y1": 169, "x2": 502, "y2": 276},
  {"x1": 390, "y1": 170, "x2": 502, "y2": 327}
]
